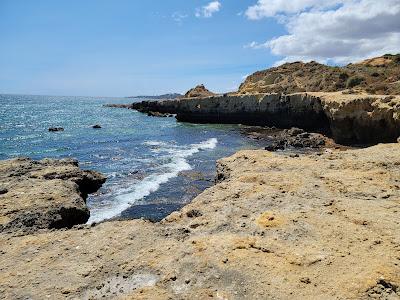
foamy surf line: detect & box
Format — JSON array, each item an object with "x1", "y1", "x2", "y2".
[{"x1": 87, "y1": 138, "x2": 217, "y2": 223}]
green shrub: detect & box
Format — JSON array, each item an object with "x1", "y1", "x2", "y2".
[
  {"x1": 339, "y1": 72, "x2": 349, "y2": 81},
  {"x1": 346, "y1": 76, "x2": 365, "y2": 88}
]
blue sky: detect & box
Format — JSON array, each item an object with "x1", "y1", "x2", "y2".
[
  {"x1": 0, "y1": 0, "x2": 283, "y2": 96},
  {"x1": 1, "y1": 0, "x2": 398, "y2": 97}
]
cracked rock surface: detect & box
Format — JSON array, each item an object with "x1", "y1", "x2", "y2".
[{"x1": 0, "y1": 144, "x2": 399, "y2": 299}]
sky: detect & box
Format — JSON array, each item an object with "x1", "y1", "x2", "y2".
[{"x1": 0, "y1": 0, "x2": 399, "y2": 97}]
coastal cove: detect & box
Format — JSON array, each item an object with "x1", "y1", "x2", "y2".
[
  {"x1": 1, "y1": 55, "x2": 399, "y2": 299},
  {"x1": 0, "y1": 94, "x2": 281, "y2": 223},
  {"x1": 2, "y1": 0, "x2": 400, "y2": 298}
]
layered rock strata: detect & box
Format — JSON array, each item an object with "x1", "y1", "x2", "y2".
[
  {"x1": 123, "y1": 92, "x2": 400, "y2": 145},
  {"x1": 1, "y1": 144, "x2": 399, "y2": 299},
  {"x1": 0, "y1": 158, "x2": 106, "y2": 233}
]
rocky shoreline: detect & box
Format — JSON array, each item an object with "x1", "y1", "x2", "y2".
[
  {"x1": 112, "y1": 92, "x2": 400, "y2": 145},
  {"x1": 1, "y1": 54, "x2": 399, "y2": 299},
  {"x1": 1, "y1": 144, "x2": 399, "y2": 299},
  {"x1": 0, "y1": 158, "x2": 106, "y2": 234}
]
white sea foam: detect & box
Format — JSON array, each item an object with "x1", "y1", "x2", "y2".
[{"x1": 88, "y1": 138, "x2": 218, "y2": 223}]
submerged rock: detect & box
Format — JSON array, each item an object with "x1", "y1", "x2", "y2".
[
  {"x1": 0, "y1": 157, "x2": 106, "y2": 233},
  {"x1": 92, "y1": 124, "x2": 102, "y2": 129}
]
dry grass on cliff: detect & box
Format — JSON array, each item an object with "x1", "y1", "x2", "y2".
[{"x1": 239, "y1": 54, "x2": 400, "y2": 95}]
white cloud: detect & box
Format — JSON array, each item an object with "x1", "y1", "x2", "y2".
[
  {"x1": 196, "y1": 1, "x2": 222, "y2": 18},
  {"x1": 245, "y1": 0, "x2": 400, "y2": 64},
  {"x1": 244, "y1": 41, "x2": 266, "y2": 49},
  {"x1": 172, "y1": 12, "x2": 188, "y2": 24},
  {"x1": 246, "y1": 0, "x2": 342, "y2": 19}
]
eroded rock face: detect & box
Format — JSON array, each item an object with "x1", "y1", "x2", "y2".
[
  {"x1": 0, "y1": 144, "x2": 399, "y2": 299},
  {"x1": 0, "y1": 158, "x2": 106, "y2": 233},
  {"x1": 127, "y1": 92, "x2": 400, "y2": 145}
]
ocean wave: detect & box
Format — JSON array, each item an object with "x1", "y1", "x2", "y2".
[{"x1": 87, "y1": 138, "x2": 218, "y2": 223}]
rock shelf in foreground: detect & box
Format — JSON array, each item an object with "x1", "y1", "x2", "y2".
[
  {"x1": 0, "y1": 157, "x2": 106, "y2": 233},
  {"x1": 1, "y1": 144, "x2": 399, "y2": 299},
  {"x1": 120, "y1": 92, "x2": 400, "y2": 145}
]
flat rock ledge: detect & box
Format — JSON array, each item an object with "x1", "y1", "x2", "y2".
[
  {"x1": 1, "y1": 144, "x2": 399, "y2": 299},
  {"x1": 117, "y1": 92, "x2": 400, "y2": 145},
  {"x1": 0, "y1": 157, "x2": 106, "y2": 233}
]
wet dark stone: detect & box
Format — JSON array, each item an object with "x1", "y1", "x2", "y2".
[
  {"x1": 120, "y1": 203, "x2": 183, "y2": 222},
  {"x1": 48, "y1": 127, "x2": 64, "y2": 132}
]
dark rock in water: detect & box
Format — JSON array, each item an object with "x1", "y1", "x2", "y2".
[
  {"x1": 265, "y1": 127, "x2": 326, "y2": 151},
  {"x1": 120, "y1": 203, "x2": 183, "y2": 223},
  {"x1": 265, "y1": 140, "x2": 285, "y2": 151},
  {"x1": 0, "y1": 157, "x2": 106, "y2": 233},
  {"x1": 48, "y1": 127, "x2": 64, "y2": 132},
  {"x1": 92, "y1": 124, "x2": 102, "y2": 129},
  {"x1": 146, "y1": 111, "x2": 173, "y2": 117}
]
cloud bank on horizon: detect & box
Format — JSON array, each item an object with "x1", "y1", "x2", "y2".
[{"x1": 245, "y1": 0, "x2": 400, "y2": 64}]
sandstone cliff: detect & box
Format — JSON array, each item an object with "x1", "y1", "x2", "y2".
[
  {"x1": 239, "y1": 54, "x2": 400, "y2": 95},
  {"x1": 128, "y1": 92, "x2": 400, "y2": 145},
  {"x1": 1, "y1": 144, "x2": 399, "y2": 299},
  {"x1": 184, "y1": 84, "x2": 216, "y2": 98},
  {"x1": 0, "y1": 158, "x2": 106, "y2": 233}
]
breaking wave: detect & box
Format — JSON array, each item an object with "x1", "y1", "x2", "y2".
[{"x1": 88, "y1": 138, "x2": 217, "y2": 223}]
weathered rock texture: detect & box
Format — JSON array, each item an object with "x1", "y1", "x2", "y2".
[
  {"x1": 1, "y1": 144, "x2": 399, "y2": 299},
  {"x1": 184, "y1": 84, "x2": 216, "y2": 98},
  {"x1": 264, "y1": 127, "x2": 326, "y2": 151},
  {"x1": 127, "y1": 92, "x2": 400, "y2": 145},
  {"x1": 239, "y1": 54, "x2": 400, "y2": 95},
  {"x1": 0, "y1": 158, "x2": 106, "y2": 233}
]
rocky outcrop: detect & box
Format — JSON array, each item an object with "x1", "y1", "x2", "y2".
[
  {"x1": 239, "y1": 54, "x2": 400, "y2": 95},
  {"x1": 264, "y1": 127, "x2": 326, "y2": 151},
  {"x1": 125, "y1": 92, "x2": 400, "y2": 145},
  {"x1": 184, "y1": 84, "x2": 216, "y2": 98},
  {"x1": 0, "y1": 158, "x2": 106, "y2": 233},
  {"x1": 1, "y1": 144, "x2": 399, "y2": 299}
]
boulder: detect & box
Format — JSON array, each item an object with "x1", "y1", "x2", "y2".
[
  {"x1": 0, "y1": 157, "x2": 106, "y2": 233},
  {"x1": 92, "y1": 124, "x2": 102, "y2": 129}
]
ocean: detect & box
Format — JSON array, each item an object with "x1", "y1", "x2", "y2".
[{"x1": 0, "y1": 94, "x2": 266, "y2": 223}]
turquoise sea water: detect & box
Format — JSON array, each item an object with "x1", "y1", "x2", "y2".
[{"x1": 0, "y1": 94, "x2": 265, "y2": 222}]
